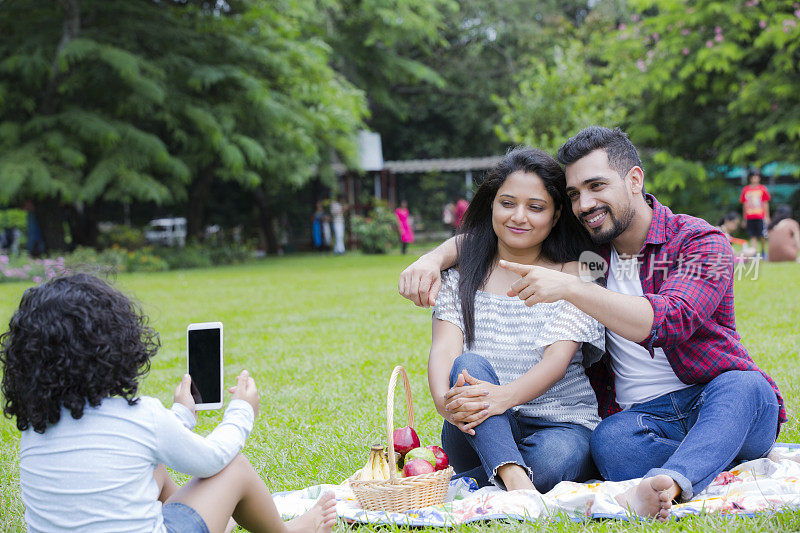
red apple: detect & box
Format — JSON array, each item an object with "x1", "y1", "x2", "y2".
[
  {"x1": 426, "y1": 445, "x2": 449, "y2": 471},
  {"x1": 392, "y1": 425, "x2": 420, "y2": 457},
  {"x1": 403, "y1": 458, "x2": 435, "y2": 477}
]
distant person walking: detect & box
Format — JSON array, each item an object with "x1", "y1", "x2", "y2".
[
  {"x1": 312, "y1": 201, "x2": 325, "y2": 251},
  {"x1": 322, "y1": 208, "x2": 332, "y2": 250},
  {"x1": 24, "y1": 200, "x2": 45, "y2": 257},
  {"x1": 442, "y1": 202, "x2": 456, "y2": 234},
  {"x1": 395, "y1": 200, "x2": 415, "y2": 255},
  {"x1": 454, "y1": 196, "x2": 469, "y2": 228},
  {"x1": 767, "y1": 205, "x2": 800, "y2": 262},
  {"x1": 739, "y1": 170, "x2": 771, "y2": 257},
  {"x1": 330, "y1": 195, "x2": 347, "y2": 255}
]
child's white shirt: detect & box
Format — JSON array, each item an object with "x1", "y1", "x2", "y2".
[{"x1": 20, "y1": 396, "x2": 254, "y2": 532}]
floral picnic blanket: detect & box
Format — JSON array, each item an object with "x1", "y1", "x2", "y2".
[{"x1": 273, "y1": 443, "x2": 800, "y2": 525}]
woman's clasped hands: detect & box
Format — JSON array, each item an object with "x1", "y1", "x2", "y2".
[{"x1": 443, "y1": 369, "x2": 513, "y2": 435}]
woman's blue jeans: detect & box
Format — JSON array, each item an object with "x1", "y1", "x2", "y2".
[
  {"x1": 590, "y1": 370, "x2": 780, "y2": 501},
  {"x1": 441, "y1": 353, "x2": 596, "y2": 492}
]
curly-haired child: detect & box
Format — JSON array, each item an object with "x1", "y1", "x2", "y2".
[{"x1": 1, "y1": 273, "x2": 336, "y2": 533}]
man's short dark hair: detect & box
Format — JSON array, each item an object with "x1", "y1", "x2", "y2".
[{"x1": 557, "y1": 126, "x2": 644, "y2": 182}]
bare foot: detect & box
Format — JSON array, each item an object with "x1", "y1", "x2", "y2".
[
  {"x1": 497, "y1": 463, "x2": 538, "y2": 492},
  {"x1": 615, "y1": 475, "x2": 678, "y2": 521},
  {"x1": 286, "y1": 491, "x2": 337, "y2": 533}
]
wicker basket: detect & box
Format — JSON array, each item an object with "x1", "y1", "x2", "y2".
[{"x1": 349, "y1": 365, "x2": 453, "y2": 512}]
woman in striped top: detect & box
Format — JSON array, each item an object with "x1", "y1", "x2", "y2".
[{"x1": 429, "y1": 147, "x2": 605, "y2": 493}]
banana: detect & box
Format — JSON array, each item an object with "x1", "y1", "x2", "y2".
[
  {"x1": 356, "y1": 445, "x2": 400, "y2": 481},
  {"x1": 371, "y1": 449, "x2": 384, "y2": 480},
  {"x1": 380, "y1": 452, "x2": 391, "y2": 479},
  {"x1": 369, "y1": 445, "x2": 391, "y2": 480},
  {"x1": 358, "y1": 450, "x2": 375, "y2": 481}
]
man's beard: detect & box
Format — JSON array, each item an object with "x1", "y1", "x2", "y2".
[{"x1": 582, "y1": 205, "x2": 634, "y2": 245}]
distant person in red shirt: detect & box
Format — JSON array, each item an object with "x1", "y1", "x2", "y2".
[
  {"x1": 454, "y1": 196, "x2": 469, "y2": 228},
  {"x1": 739, "y1": 170, "x2": 771, "y2": 256}
]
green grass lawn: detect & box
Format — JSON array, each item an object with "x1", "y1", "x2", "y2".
[{"x1": 1, "y1": 251, "x2": 799, "y2": 531}]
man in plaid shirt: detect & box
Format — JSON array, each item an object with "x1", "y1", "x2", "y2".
[{"x1": 398, "y1": 127, "x2": 784, "y2": 520}]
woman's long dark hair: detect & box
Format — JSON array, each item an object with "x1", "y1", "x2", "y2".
[
  {"x1": 456, "y1": 147, "x2": 592, "y2": 348},
  {"x1": 768, "y1": 204, "x2": 793, "y2": 231},
  {"x1": 0, "y1": 273, "x2": 160, "y2": 433}
]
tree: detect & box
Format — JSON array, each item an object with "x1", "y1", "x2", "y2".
[
  {"x1": 494, "y1": 41, "x2": 629, "y2": 156},
  {"x1": 367, "y1": 0, "x2": 598, "y2": 160},
  {"x1": 320, "y1": 0, "x2": 455, "y2": 124},
  {"x1": 491, "y1": 1, "x2": 634, "y2": 154},
  {"x1": 606, "y1": 0, "x2": 800, "y2": 169},
  {"x1": 347, "y1": 0, "x2": 604, "y2": 226},
  {"x1": 0, "y1": 0, "x2": 191, "y2": 250},
  {"x1": 0, "y1": 0, "x2": 368, "y2": 252},
  {"x1": 493, "y1": 0, "x2": 724, "y2": 212}
]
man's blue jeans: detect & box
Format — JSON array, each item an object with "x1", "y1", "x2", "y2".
[
  {"x1": 441, "y1": 353, "x2": 595, "y2": 492},
  {"x1": 590, "y1": 370, "x2": 780, "y2": 501}
]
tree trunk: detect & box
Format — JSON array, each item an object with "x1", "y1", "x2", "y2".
[
  {"x1": 34, "y1": 198, "x2": 67, "y2": 253},
  {"x1": 67, "y1": 200, "x2": 99, "y2": 248},
  {"x1": 186, "y1": 165, "x2": 215, "y2": 242},
  {"x1": 32, "y1": 0, "x2": 78, "y2": 251},
  {"x1": 252, "y1": 187, "x2": 279, "y2": 255},
  {"x1": 42, "y1": 0, "x2": 81, "y2": 114}
]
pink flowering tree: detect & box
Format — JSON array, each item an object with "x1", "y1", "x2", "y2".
[
  {"x1": 606, "y1": 0, "x2": 800, "y2": 169},
  {"x1": 499, "y1": 0, "x2": 800, "y2": 213}
]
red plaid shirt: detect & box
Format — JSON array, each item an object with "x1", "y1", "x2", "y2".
[{"x1": 585, "y1": 194, "x2": 786, "y2": 429}]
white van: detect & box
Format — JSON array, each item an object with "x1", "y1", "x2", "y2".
[{"x1": 144, "y1": 217, "x2": 187, "y2": 247}]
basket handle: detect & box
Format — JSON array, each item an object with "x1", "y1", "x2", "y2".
[{"x1": 386, "y1": 365, "x2": 414, "y2": 481}]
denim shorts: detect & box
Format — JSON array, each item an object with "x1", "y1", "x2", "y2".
[{"x1": 163, "y1": 502, "x2": 210, "y2": 533}]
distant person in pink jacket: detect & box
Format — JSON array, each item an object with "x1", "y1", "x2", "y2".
[
  {"x1": 454, "y1": 197, "x2": 469, "y2": 228},
  {"x1": 395, "y1": 200, "x2": 415, "y2": 254}
]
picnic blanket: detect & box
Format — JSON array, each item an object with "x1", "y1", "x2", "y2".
[{"x1": 273, "y1": 443, "x2": 800, "y2": 525}]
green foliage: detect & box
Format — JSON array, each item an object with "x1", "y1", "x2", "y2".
[
  {"x1": 0, "y1": 208, "x2": 26, "y2": 230},
  {"x1": 153, "y1": 245, "x2": 212, "y2": 270},
  {"x1": 495, "y1": 42, "x2": 628, "y2": 155},
  {"x1": 52, "y1": 242, "x2": 254, "y2": 275},
  {"x1": 0, "y1": 0, "x2": 370, "y2": 249},
  {"x1": 63, "y1": 246, "x2": 127, "y2": 273},
  {"x1": 351, "y1": 203, "x2": 398, "y2": 254},
  {"x1": 605, "y1": 0, "x2": 800, "y2": 168},
  {"x1": 321, "y1": 0, "x2": 455, "y2": 120},
  {"x1": 207, "y1": 243, "x2": 255, "y2": 266},
  {"x1": 97, "y1": 224, "x2": 145, "y2": 250},
  {"x1": 123, "y1": 247, "x2": 170, "y2": 273},
  {"x1": 369, "y1": 0, "x2": 596, "y2": 160},
  {"x1": 494, "y1": 0, "x2": 800, "y2": 214}
]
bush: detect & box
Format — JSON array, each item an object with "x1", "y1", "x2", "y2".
[
  {"x1": 63, "y1": 246, "x2": 126, "y2": 274},
  {"x1": 1, "y1": 241, "x2": 255, "y2": 282},
  {"x1": 153, "y1": 245, "x2": 212, "y2": 270},
  {"x1": 351, "y1": 202, "x2": 397, "y2": 254},
  {"x1": 125, "y1": 247, "x2": 169, "y2": 272},
  {"x1": 97, "y1": 224, "x2": 145, "y2": 250},
  {"x1": 208, "y1": 243, "x2": 254, "y2": 265}
]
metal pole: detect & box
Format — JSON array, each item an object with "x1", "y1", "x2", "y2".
[
  {"x1": 374, "y1": 172, "x2": 381, "y2": 200},
  {"x1": 465, "y1": 170, "x2": 473, "y2": 200}
]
